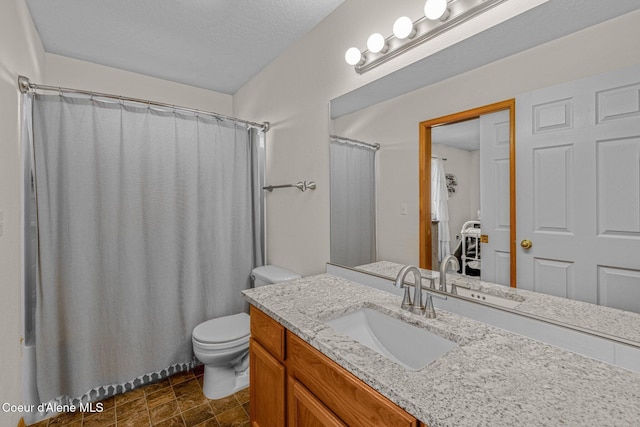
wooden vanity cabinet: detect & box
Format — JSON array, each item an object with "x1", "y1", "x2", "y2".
[
  {"x1": 250, "y1": 306, "x2": 422, "y2": 427},
  {"x1": 249, "y1": 306, "x2": 286, "y2": 427}
]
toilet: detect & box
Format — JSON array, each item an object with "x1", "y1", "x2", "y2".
[{"x1": 192, "y1": 265, "x2": 301, "y2": 399}]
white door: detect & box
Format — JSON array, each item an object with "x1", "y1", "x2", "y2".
[
  {"x1": 480, "y1": 109, "x2": 511, "y2": 286},
  {"x1": 517, "y1": 65, "x2": 640, "y2": 313}
]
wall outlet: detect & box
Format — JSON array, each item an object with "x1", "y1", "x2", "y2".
[{"x1": 400, "y1": 203, "x2": 407, "y2": 215}]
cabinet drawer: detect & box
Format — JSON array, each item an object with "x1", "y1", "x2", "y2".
[
  {"x1": 250, "y1": 306, "x2": 285, "y2": 361},
  {"x1": 286, "y1": 331, "x2": 419, "y2": 427}
]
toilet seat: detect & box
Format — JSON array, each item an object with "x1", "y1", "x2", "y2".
[{"x1": 193, "y1": 312, "x2": 250, "y2": 345}]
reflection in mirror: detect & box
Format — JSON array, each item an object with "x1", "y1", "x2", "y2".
[
  {"x1": 419, "y1": 101, "x2": 515, "y2": 286},
  {"x1": 329, "y1": 136, "x2": 379, "y2": 267},
  {"x1": 329, "y1": 5, "x2": 640, "y2": 343},
  {"x1": 430, "y1": 120, "x2": 480, "y2": 278}
]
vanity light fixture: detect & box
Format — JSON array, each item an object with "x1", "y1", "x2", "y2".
[
  {"x1": 393, "y1": 16, "x2": 416, "y2": 40},
  {"x1": 424, "y1": 0, "x2": 450, "y2": 21},
  {"x1": 345, "y1": 0, "x2": 508, "y2": 74},
  {"x1": 367, "y1": 33, "x2": 388, "y2": 54}
]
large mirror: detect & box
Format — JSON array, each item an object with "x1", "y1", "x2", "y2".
[{"x1": 329, "y1": 1, "x2": 640, "y2": 344}]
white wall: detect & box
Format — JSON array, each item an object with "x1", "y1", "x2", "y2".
[
  {"x1": 0, "y1": 1, "x2": 44, "y2": 424},
  {"x1": 332, "y1": 9, "x2": 640, "y2": 266},
  {"x1": 44, "y1": 54, "x2": 233, "y2": 115},
  {"x1": 233, "y1": 0, "x2": 547, "y2": 276}
]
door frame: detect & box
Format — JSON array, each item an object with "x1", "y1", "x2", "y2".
[{"x1": 419, "y1": 99, "x2": 517, "y2": 287}]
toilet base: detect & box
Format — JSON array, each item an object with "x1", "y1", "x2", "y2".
[{"x1": 202, "y1": 364, "x2": 250, "y2": 400}]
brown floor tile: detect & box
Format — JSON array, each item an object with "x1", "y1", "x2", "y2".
[
  {"x1": 115, "y1": 397, "x2": 146, "y2": 420},
  {"x1": 182, "y1": 403, "x2": 216, "y2": 427},
  {"x1": 215, "y1": 406, "x2": 248, "y2": 427},
  {"x1": 83, "y1": 408, "x2": 116, "y2": 427},
  {"x1": 153, "y1": 415, "x2": 185, "y2": 427},
  {"x1": 192, "y1": 365, "x2": 205, "y2": 377},
  {"x1": 233, "y1": 388, "x2": 249, "y2": 405},
  {"x1": 27, "y1": 419, "x2": 50, "y2": 427},
  {"x1": 176, "y1": 391, "x2": 209, "y2": 413},
  {"x1": 149, "y1": 400, "x2": 180, "y2": 426},
  {"x1": 28, "y1": 368, "x2": 243, "y2": 427},
  {"x1": 116, "y1": 411, "x2": 150, "y2": 427},
  {"x1": 98, "y1": 396, "x2": 116, "y2": 411},
  {"x1": 193, "y1": 420, "x2": 219, "y2": 427},
  {"x1": 144, "y1": 378, "x2": 172, "y2": 396},
  {"x1": 208, "y1": 395, "x2": 238, "y2": 416},
  {"x1": 172, "y1": 379, "x2": 202, "y2": 398},
  {"x1": 146, "y1": 387, "x2": 176, "y2": 409},
  {"x1": 115, "y1": 387, "x2": 146, "y2": 406},
  {"x1": 47, "y1": 410, "x2": 83, "y2": 426},
  {"x1": 168, "y1": 371, "x2": 195, "y2": 386},
  {"x1": 241, "y1": 402, "x2": 249, "y2": 417},
  {"x1": 196, "y1": 377, "x2": 204, "y2": 387}
]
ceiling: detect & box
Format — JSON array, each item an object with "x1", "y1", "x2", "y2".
[
  {"x1": 432, "y1": 118, "x2": 479, "y2": 151},
  {"x1": 25, "y1": 0, "x2": 345, "y2": 95}
]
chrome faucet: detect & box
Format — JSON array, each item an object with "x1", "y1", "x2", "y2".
[
  {"x1": 394, "y1": 265, "x2": 424, "y2": 315},
  {"x1": 439, "y1": 255, "x2": 460, "y2": 293}
]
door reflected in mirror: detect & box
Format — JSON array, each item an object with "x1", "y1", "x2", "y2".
[{"x1": 419, "y1": 100, "x2": 515, "y2": 287}]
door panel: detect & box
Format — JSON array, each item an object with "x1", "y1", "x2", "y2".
[
  {"x1": 517, "y1": 65, "x2": 640, "y2": 313},
  {"x1": 480, "y1": 109, "x2": 511, "y2": 285}
]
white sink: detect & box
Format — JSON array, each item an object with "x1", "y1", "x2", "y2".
[{"x1": 325, "y1": 308, "x2": 458, "y2": 371}]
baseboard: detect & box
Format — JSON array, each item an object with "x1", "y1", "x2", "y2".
[{"x1": 18, "y1": 417, "x2": 26, "y2": 427}]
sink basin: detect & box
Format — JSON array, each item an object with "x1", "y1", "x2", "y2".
[{"x1": 325, "y1": 308, "x2": 458, "y2": 371}]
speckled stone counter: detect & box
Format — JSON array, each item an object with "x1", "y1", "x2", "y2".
[
  {"x1": 243, "y1": 274, "x2": 640, "y2": 427},
  {"x1": 357, "y1": 261, "x2": 640, "y2": 344}
]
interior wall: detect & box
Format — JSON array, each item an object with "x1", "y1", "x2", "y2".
[
  {"x1": 332, "y1": 9, "x2": 640, "y2": 266},
  {"x1": 44, "y1": 54, "x2": 233, "y2": 114},
  {"x1": 0, "y1": 0, "x2": 44, "y2": 423},
  {"x1": 233, "y1": 0, "x2": 546, "y2": 276}
]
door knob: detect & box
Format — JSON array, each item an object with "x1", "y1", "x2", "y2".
[{"x1": 520, "y1": 239, "x2": 533, "y2": 249}]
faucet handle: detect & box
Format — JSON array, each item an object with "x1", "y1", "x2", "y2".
[
  {"x1": 424, "y1": 293, "x2": 436, "y2": 318},
  {"x1": 400, "y1": 286, "x2": 412, "y2": 311},
  {"x1": 424, "y1": 292, "x2": 447, "y2": 319}
]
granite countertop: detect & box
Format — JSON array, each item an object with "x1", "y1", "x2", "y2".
[
  {"x1": 243, "y1": 274, "x2": 640, "y2": 427},
  {"x1": 357, "y1": 261, "x2": 640, "y2": 344}
]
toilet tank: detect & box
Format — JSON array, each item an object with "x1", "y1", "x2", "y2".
[{"x1": 251, "y1": 265, "x2": 301, "y2": 287}]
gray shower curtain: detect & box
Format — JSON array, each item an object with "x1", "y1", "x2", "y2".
[
  {"x1": 330, "y1": 139, "x2": 377, "y2": 267},
  {"x1": 32, "y1": 94, "x2": 263, "y2": 403}
]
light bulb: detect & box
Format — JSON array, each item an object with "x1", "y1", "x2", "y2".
[
  {"x1": 345, "y1": 47, "x2": 362, "y2": 66},
  {"x1": 367, "y1": 33, "x2": 386, "y2": 53},
  {"x1": 424, "y1": 0, "x2": 449, "y2": 20},
  {"x1": 393, "y1": 16, "x2": 414, "y2": 39}
]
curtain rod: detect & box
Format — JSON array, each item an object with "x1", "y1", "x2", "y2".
[
  {"x1": 17, "y1": 76, "x2": 269, "y2": 132},
  {"x1": 330, "y1": 135, "x2": 380, "y2": 150}
]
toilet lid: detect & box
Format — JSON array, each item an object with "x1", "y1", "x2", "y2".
[{"x1": 193, "y1": 312, "x2": 250, "y2": 344}]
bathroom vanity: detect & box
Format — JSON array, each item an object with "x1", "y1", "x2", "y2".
[
  {"x1": 243, "y1": 274, "x2": 640, "y2": 427},
  {"x1": 249, "y1": 306, "x2": 418, "y2": 426}
]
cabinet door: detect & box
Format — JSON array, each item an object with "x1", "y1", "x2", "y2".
[
  {"x1": 286, "y1": 332, "x2": 419, "y2": 427},
  {"x1": 250, "y1": 338, "x2": 285, "y2": 427},
  {"x1": 289, "y1": 377, "x2": 347, "y2": 427}
]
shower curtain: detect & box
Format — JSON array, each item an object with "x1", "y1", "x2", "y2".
[
  {"x1": 330, "y1": 139, "x2": 376, "y2": 266},
  {"x1": 431, "y1": 158, "x2": 451, "y2": 262},
  {"x1": 31, "y1": 94, "x2": 264, "y2": 404}
]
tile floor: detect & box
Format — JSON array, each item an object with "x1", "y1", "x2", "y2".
[{"x1": 28, "y1": 366, "x2": 249, "y2": 427}]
